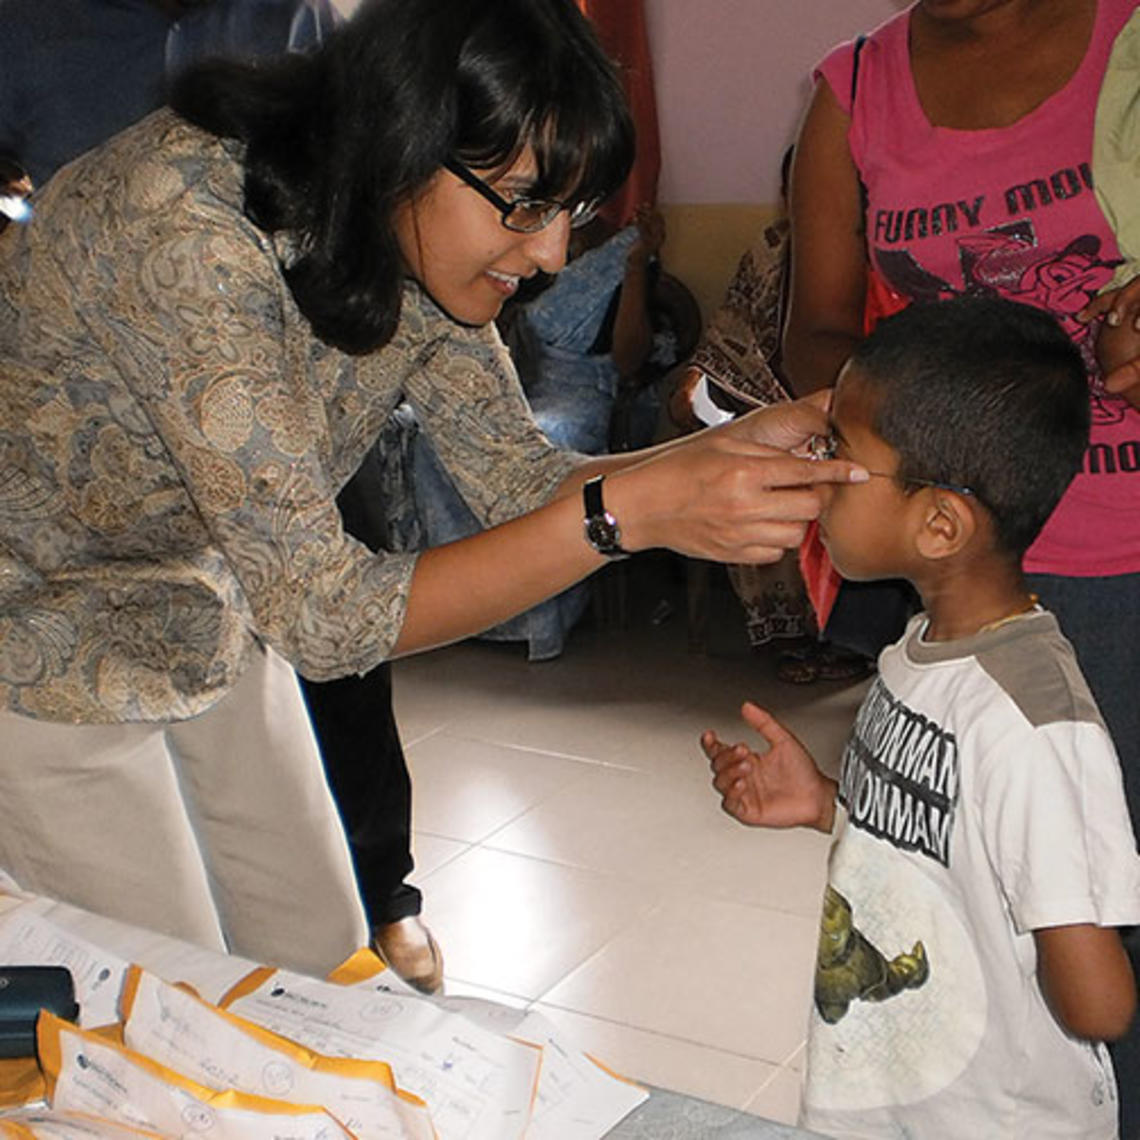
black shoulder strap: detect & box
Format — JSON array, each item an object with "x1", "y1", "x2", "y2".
[
  {"x1": 851, "y1": 33, "x2": 868, "y2": 105},
  {"x1": 850, "y1": 34, "x2": 869, "y2": 218}
]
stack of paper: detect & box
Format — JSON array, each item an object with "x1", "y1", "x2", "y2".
[{"x1": 0, "y1": 894, "x2": 648, "y2": 1139}]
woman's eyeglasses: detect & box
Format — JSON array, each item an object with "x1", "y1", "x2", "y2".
[
  {"x1": 443, "y1": 158, "x2": 601, "y2": 234},
  {"x1": 807, "y1": 433, "x2": 978, "y2": 500}
]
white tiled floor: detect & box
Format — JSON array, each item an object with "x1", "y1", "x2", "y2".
[{"x1": 393, "y1": 558, "x2": 869, "y2": 1125}]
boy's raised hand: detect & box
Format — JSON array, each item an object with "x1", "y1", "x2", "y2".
[{"x1": 702, "y1": 702, "x2": 837, "y2": 832}]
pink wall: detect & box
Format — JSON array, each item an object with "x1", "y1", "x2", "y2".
[{"x1": 645, "y1": 0, "x2": 906, "y2": 204}]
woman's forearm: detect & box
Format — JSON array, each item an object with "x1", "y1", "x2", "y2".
[
  {"x1": 391, "y1": 490, "x2": 602, "y2": 656},
  {"x1": 393, "y1": 456, "x2": 678, "y2": 658}
]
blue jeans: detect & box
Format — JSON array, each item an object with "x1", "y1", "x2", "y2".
[{"x1": 1027, "y1": 570, "x2": 1140, "y2": 1140}]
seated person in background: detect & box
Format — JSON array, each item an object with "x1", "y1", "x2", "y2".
[
  {"x1": 504, "y1": 203, "x2": 668, "y2": 455},
  {"x1": 667, "y1": 152, "x2": 870, "y2": 680},
  {"x1": 667, "y1": 205, "x2": 792, "y2": 434},
  {"x1": 704, "y1": 295, "x2": 1140, "y2": 1138},
  {"x1": 667, "y1": 211, "x2": 815, "y2": 660}
]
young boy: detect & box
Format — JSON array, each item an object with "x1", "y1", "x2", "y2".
[{"x1": 703, "y1": 295, "x2": 1140, "y2": 1139}]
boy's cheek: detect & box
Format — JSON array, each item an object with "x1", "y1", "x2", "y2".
[
  {"x1": 817, "y1": 509, "x2": 839, "y2": 556},
  {"x1": 817, "y1": 496, "x2": 857, "y2": 575},
  {"x1": 818, "y1": 529, "x2": 853, "y2": 581},
  {"x1": 817, "y1": 483, "x2": 844, "y2": 531}
]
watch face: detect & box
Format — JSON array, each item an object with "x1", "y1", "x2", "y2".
[{"x1": 586, "y1": 513, "x2": 621, "y2": 551}]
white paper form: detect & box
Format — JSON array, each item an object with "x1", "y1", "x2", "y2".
[
  {"x1": 43, "y1": 1019, "x2": 355, "y2": 1140},
  {"x1": 121, "y1": 968, "x2": 434, "y2": 1140},
  {"x1": 225, "y1": 971, "x2": 541, "y2": 1140},
  {"x1": 512, "y1": 1012, "x2": 648, "y2": 1140},
  {"x1": 0, "y1": 897, "x2": 258, "y2": 1008},
  {"x1": 0, "y1": 907, "x2": 130, "y2": 1028},
  {"x1": 425, "y1": 999, "x2": 649, "y2": 1140},
  {"x1": 428, "y1": 995, "x2": 529, "y2": 1038}
]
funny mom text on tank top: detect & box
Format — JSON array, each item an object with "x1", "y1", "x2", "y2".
[
  {"x1": 838, "y1": 678, "x2": 960, "y2": 868},
  {"x1": 868, "y1": 158, "x2": 1140, "y2": 470}
]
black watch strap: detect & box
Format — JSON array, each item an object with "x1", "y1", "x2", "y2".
[{"x1": 582, "y1": 475, "x2": 630, "y2": 559}]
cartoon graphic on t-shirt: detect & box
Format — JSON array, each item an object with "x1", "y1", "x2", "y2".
[
  {"x1": 874, "y1": 222, "x2": 1125, "y2": 425},
  {"x1": 816, "y1": 885, "x2": 930, "y2": 1025}
]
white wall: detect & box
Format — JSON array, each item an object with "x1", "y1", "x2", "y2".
[{"x1": 646, "y1": 0, "x2": 906, "y2": 205}]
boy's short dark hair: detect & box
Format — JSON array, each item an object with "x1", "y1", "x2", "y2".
[{"x1": 849, "y1": 295, "x2": 1089, "y2": 557}]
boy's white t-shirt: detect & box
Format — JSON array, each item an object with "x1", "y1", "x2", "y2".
[{"x1": 801, "y1": 611, "x2": 1140, "y2": 1140}]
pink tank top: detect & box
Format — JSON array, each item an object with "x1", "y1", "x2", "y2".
[{"x1": 818, "y1": 0, "x2": 1140, "y2": 577}]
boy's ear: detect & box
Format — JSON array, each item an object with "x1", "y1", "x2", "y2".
[{"x1": 913, "y1": 490, "x2": 977, "y2": 561}]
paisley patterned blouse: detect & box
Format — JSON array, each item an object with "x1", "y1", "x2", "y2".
[{"x1": 0, "y1": 110, "x2": 579, "y2": 724}]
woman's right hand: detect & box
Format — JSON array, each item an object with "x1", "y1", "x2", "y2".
[{"x1": 601, "y1": 394, "x2": 865, "y2": 565}]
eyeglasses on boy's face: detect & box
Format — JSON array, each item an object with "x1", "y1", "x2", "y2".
[
  {"x1": 443, "y1": 157, "x2": 601, "y2": 234},
  {"x1": 807, "y1": 432, "x2": 978, "y2": 500}
]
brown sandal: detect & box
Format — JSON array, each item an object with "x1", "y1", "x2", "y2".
[
  {"x1": 776, "y1": 642, "x2": 872, "y2": 685},
  {"x1": 775, "y1": 644, "x2": 823, "y2": 684},
  {"x1": 815, "y1": 646, "x2": 874, "y2": 682}
]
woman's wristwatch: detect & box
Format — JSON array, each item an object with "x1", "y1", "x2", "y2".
[{"x1": 582, "y1": 475, "x2": 630, "y2": 559}]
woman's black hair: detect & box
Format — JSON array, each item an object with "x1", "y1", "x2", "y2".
[{"x1": 170, "y1": 0, "x2": 635, "y2": 354}]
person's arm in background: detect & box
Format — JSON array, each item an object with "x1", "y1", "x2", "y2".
[
  {"x1": 781, "y1": 79, "x2": 867, "y2": 395},
  {"x1": 610, "y1": 204, "x2": 665, "y2": 379}
]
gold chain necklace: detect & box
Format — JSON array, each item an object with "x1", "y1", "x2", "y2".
[{"x1": 978, "y1": 594, "x2": 1040, "y2": 635}]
